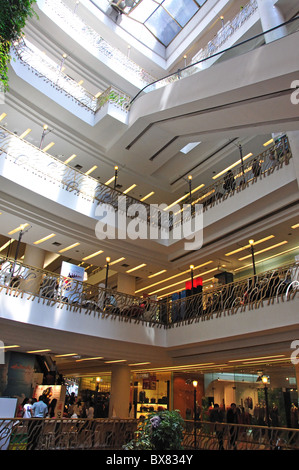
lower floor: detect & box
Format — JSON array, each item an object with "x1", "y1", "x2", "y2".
[{"x1": 1, "y1": 350, "x2": 298, "y2": 430}]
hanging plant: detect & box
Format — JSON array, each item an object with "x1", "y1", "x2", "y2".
[{"x1": 0, "y1": 0, "x2": 38, "y2": 92}]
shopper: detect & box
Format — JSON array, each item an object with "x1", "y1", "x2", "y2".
[
  {"x1": 27, "y1": 395, "x2": 48, "y2": 450},
  {"x1": 23, "y1": 398, "x2": 33, "y2": 419}
]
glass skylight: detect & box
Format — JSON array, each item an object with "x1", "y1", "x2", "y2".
[{"x1": 110, "y1": 0, "x2": 204, "y2": 46}]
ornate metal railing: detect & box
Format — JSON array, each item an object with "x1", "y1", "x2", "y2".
[
  {"x1": 1, "y1": 417, "x2": 299, "y2": 450},
  {"x1": 160, "y1": 261, "x2": 299, "y2": 326},
  {"x1": 130, "y1": 16, "x2": 299, "y2": 104},
  {"x1": 191, "y1": 0, "x2": 258, "y2": 65},
  {"x1": 0, "y1": 417, "x2": 137, "y2": 450},
  {"x1": 0, "y1": 256, "x2": 161, "y2": 325},
  {"x1": 11, "y1": 38, "x2": 131, "y2": 114},
  {"x1": 40, "y1": 0, "x2": 156, "y2": 87},
  {"x1": 0, "y1": 256, "x2": 298, "y2": 328},
  {"x1": 183, "y1": 420, "x2": 299, "y2": 450},
  {"x1": 191, "y1": 135, "x2": 291, "y2": 214},
  {"x1": 0, "y1": 125, "x2": 162, "y2": 227},
  {"x1": 0, "y1": 125, "x2": 292, "y2": 233}
]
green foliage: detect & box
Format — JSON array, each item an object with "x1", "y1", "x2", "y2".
[
  {"x1": 124, "y1": 410, "x2": 185, "y2": 451},
  {"x1": 0, "y1": 0, "x2": 38, "y2": 91}
]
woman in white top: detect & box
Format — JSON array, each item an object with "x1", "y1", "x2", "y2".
[{"x1": 23, "y1": 398, "x2": 33, "y2": 418}]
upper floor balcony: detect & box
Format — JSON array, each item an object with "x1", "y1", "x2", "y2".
[
  {"x1": 0, "y1": 125, "x2": 295, "y2": 253},
  {"x1": 0, "y1": 255, "x2": 298, "y2": 362}
]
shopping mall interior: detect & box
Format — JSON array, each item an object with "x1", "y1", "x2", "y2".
[{"x1": 0, "y1": 0, "x2": 299, "y2": 428}]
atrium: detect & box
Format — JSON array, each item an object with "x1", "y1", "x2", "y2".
[{"x1": 0, "y1": 0, "x2": 298, "y2": 427}]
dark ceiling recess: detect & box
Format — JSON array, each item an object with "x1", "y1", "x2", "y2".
[{"x1": 149, "y1": 136, "x2": 179, "y2": 161}]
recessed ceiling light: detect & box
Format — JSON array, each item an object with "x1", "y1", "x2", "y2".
[
  {"x1": 85, "y1": 165, "x2": 97, "y2": 176},
  {"x1": 19, "y1": 128, "x2": 32, "y2": 139},
  {"x1": 123, "y1": 184, "x2": 137, "y2": 194},
  {"x1": 75, "y1": 356, "x2": 104, "y2": 362},
  {"x1": 0, "y1": 344, "x2": 20, "y2": 350},
  {"x1": 140, "y1": 191, "x2": 155, "y2": 202},
  {"x1": 126, "y1": 263, "x2": 146, "y2": 273},
  {"x1": 64, "y1": 154, "x2": 77, "y2": 164},
  {"x1": 8, "y1": 223, "x2": 30, "y2": 235},
  {"x1": 42, "y1": 142, "x2": 55, "y2": 152},
  {"x1": 58, "y1": 242, "x2": 80, "y2": 253},
  {"x1": 238, "y1": 240, "x2": 288, "y2": 260},
  {"x1": 148, "y1": 270, "x2": 167, "y2": 278},
  {"x1": 212, "y1": 153, "x2": 253, "y2": 180},
  {"x1": 34, "y1": 233, "x2": 56, "y2": 245},
  {"x1": 27, "y1": 349, "x2": 51, "y2": 353},
  {"x1": 82, "y1": 250, "x2": 103, "y2": 261}
]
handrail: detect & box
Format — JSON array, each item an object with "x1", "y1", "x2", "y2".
[
  {"x1": 129, "y1": 15, "x2": 299, "y2": 106},
  {"x1": 0, "y1": 256, "x2": 297, "y2": 328},
  {"x1": 1, "y1": 417, "x2": 299, "y2": 450},
  {"x1": 11, "y1": 38, "x2": 131, "y2": 114},
  {"x1": 0, "y1": 125, "x2": 292, "y2": 232}
]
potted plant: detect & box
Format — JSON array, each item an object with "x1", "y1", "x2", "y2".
[
  {"x1": 124, "y1": 410, "x2": 185, "y2": 450},
  {"x1": 0, "y1": 0, "x2": 38, "y2": 92}
]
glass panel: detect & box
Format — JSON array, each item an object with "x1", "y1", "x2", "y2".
[
  {"x1": 145, "y1": 7, "x2": 181, "y2": 45},
  {"x1": 163, "y1": 0, "x2": 199, "y2": 27},
  {"x1": 129, "y1": 0, "x2": 160, "y2": 22}
]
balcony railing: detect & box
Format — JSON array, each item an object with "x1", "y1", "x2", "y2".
[
  {"x1": 0, "y1": 125, "x2": 292, "y2": 234},
  {"x1": 39, "y1": 0, "x2": 156, "y2": 87},
  {"x1": 191, "y1": 0, "x2": 258, "y2": 65},
  {"x1": 130, "y1": 15, "x2": 299, "y2": 105},
  {"x1": 1, "y1": 417, "x2": 299, "y2": 450},
  {"x1": 0, "y1": 256, "x2": 298, "y2": 328},
  {"x1": 11, "y1": 38, "x2": 131, "y2": 114},
  {"x1": 190, "y1": 135, "x2": 292, "y2": 214}
]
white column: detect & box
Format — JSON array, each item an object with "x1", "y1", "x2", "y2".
[
  {"x1": 109, "y1": 365, "x2": 131, "y2": 418},
  {"x1": 287, "y1": 131, "x2": 299, "y2": 189},
  {"x1": 117, "y1": 272, "x2": 136, "y2": 295},
  {"x1": 257, "y1": 0, "x2": 287, "y2": 43},
  {"x1": 22, "y1": 244, "x2": 46, "y2": 294}
]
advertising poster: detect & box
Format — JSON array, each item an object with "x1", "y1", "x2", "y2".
[{"x1": 60, "y1": 261, "x2": 85, "y2": 302}]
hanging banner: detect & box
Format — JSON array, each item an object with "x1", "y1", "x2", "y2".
[{"x1": 60, "y1": 261, "x2": 85, "y2": 302}]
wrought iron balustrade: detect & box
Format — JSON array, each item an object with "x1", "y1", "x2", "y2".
[
  {"x1": 0, "y1": 256, "x2": 161, "y2": 326},
  {"x1": 41, "y1": 0, "x2": 156, "y2": 87},
  {"x1": 162, "y1": 261, "x2": 299, "y2": 326},
  {"x1": 0, "y1": 417, "x2": 137, "y2": 450},
  {"x1": 0, "y1": 256, "x2": 297, "y2": 328},
  {"x1": 183, "y1": 420, "x2": 299, "y2": 450},
  {"x1": 1, "y1": 416, "x2": 299, "y2": 450},
  {"x1": 12, "y1": 38, "x2": 131, "y2": 114},
  {"x1": 0, "y1": 125, "x2": 292, "y2": 234},
  {"x1": 189, "y1": 135, "x2": 292, "y2": 215}
]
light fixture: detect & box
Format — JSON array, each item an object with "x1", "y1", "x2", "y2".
[
  {"x1": 19, "y1": 128, "x2": 32, "y2": 139},
  {"x1": 8, "y1": 223, "x2": 30, "y2": 235},
  {"x1": 42, "y1": 142, "x2": 55, "y2": 152},
  {"x1": 212, "y1": 153, "x2": 253, "y2": 180},
  {"x1": 0, "y1": 112, "x2": 7, "y2": 121},
  {"x1": 148, "y1": 270, "x2": 167, "y2": 278},
  {"x1": 164, "y1": 184, "x2": 204, "y2": 211},
  {"x1": 58, "y1": 242, "x2": 80, "y2": 253},
  {"x1": 105, "y1": 359, "x2": 127, "y2": 363},
  {"x1": 225, "y1": 235, "x2": 275, "y2": 256},
  {"x1": 135, "y1": 261, "x2": 213, "y2": 293},
  {"x1": 105, "y1": 257, "x2": 110, "y2": 291},
  {"x1": 126, "y1": 263, "x2": 146, "y2": 273},
  {"x1": 291, "y1": 223, "x2": 299, "y2": 229},
  {"x1": 64, "y1": 154, "x2": 77, "y2": 164},
  {"x1": 140, "y1": 192, "x2": 155, "y2": 202},
  {"x1": 0, "y1": 344, "x2": 20, "y2": 350},
  {"x1": 34, "y1": 233, "x2": 56, "y2": 245},
  {"x1": 238, "y1": 241, "x2": 288, "y2": 260},
  {"x1": 263, "y1": 139, "x2": 274, "y2": 147},
  {"x1": 82, "y1": 250, "x2": 103, "y2": 261},
  {"x1": 192, "y1": 380, "x2": 198, "y2": 387},
  {"x1": 109, "y1": 257, "x2": 125, "y2": 266},
  {"x1": 148, "y1": 267, "x2": 218, "y2": 295},
  {"x1": 76, "y1": 356, "x2": 104, "y2": 362},
  {"x1": 85, "y1": 165, "x2": 97, "y2": 176},
  {"x1": 55, "y1": 353, "x2": 78, "y2": 357},
  {"x1": 27, "y1": 349, "x2": 51, "y2": 353},
  {"x1": 114, "y1": 166, "x2": 118, "y2": 190},
  {"x1": 105, "y1": 175, "x2": 116, "y2": 185},
  {"x1": 0, "y1": 239, "x2": 14, "y2": 252},
  {"x1": 123, "y1": 184, "x2": 137, "y2": 194},
  {"x1": 180, "y1": 142, "x2": 201, "y2": 154}
]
